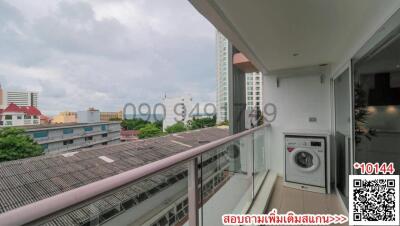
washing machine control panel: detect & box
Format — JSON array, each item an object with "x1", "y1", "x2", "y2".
[{"x1": 286, "y1": 137, "x2": 325, "y2": 153}]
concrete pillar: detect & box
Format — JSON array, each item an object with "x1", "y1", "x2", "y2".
[{"x1": 228, "y1": 45, "x2": 247, "y2": 135}]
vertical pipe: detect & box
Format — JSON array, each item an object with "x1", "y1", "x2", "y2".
[{"x1": 188, "y1": 158, "x2": 199, "y2": 226}]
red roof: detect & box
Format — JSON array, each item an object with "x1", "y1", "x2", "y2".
[
  {"x1": 3, "y1": 103, "x2": 22, "y2": 113},
  {"x1": 2, "y1": 103, "x2": 42, "y2": 116},
  {"x1": 20, "y1": 106, "x2": 42, "y2": 116}
]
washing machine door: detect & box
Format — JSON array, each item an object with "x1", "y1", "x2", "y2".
[{"x1": 290, "y1": 148, "x2": 320, "y2": 172}]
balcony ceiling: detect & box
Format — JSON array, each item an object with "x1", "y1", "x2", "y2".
[{"x1": 190, "y1": 0, "x2": 400, "y2": 74}]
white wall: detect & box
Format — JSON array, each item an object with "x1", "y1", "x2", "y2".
[
  {"x1": 162, "y1": 95, "x2": 193, "y2": 131},
  {"x1": 263, "y1": 74, "x2": 331, "y2": 175},
  {"x1": 77, "y1": 110, "x2": 100, "y2": 123}
]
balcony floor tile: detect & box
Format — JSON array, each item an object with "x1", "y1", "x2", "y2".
[{"x1": 266, "y1": 177, "x2": 348, "y2": 226}]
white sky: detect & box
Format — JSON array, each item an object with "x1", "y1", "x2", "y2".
[{"x1": 0, "y1": 0, "x2": 216, "y2": 115}]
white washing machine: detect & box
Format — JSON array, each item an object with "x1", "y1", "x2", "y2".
[{"x1": 285, "y1": 135, "x2": 328, "y2": 193}]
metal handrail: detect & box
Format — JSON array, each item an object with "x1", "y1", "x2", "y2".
[{"x1": 0, "y1": 124, "x2": 269, "y2": 225}]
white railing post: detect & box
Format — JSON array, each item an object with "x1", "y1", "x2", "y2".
[{"x1": 188, "y1": 158, "x2": 199, "y2": 226}]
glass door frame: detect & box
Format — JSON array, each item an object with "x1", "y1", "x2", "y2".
[{"x1": 331, "y1": 62, "x2": 355, "y2": 211}]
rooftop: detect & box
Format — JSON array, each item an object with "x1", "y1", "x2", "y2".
[
  {"x1": 0, "y1": 127, "x2": 228, "y2": 215},
  {"x1": 17, "y1": 121, "x2": 121, "y2": 131},
  {"x1": 1, "y1": 103, "x2": 42, "y2": 116}
]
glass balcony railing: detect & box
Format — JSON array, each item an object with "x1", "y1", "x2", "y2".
[{"x1": 0, "y1": 124, "x2": 269, "y2": 226}]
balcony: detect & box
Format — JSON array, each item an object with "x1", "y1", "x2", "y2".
[{"x1": 0, "y1": 125, "x2": 272, "y2": 226}]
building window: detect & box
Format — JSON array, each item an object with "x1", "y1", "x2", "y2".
[
  {"x1": 101, "y1": 125, "x2": 107, "y2": 131},
  {"x1": 33, "y1": 131, "x2": 48, "y2": 139},
  {"x1": 102, "y1": 134, "x2": 108, "y2": 138},
  {"x1": 85, "y1": 136, "x2": 93, "y2": 141},
  {"x1": 84, "y1": 126, "x2": 93, "y2": 132},
  {"x1": 24, "y1": 115, "x2": 31, "y2": 119},
  {"x1": 63, "y1": 128, "x2": 74, "y2": 134},
  {"x1": 17, "y1": 116, "x2": 22, "y2": 120},
  {"x1": 5, "y1": 115, "x2": 12, "y2": 120},
  {"x1": 63, "y1": 140, "x2": 73, "y2": 145}
]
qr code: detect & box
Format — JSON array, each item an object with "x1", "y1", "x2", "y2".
[{"x1": 349, "y1": 175, "x2": 399, "y2": 225}]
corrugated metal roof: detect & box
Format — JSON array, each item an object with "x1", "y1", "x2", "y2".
[{"x1": 0, "y1": 127, "x2": 228, "y2": 218}]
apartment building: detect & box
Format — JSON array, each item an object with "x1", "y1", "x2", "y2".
[
  {"x1": 0, "y1": 85, "x2": 38, "y2": 109},
  {"x1": 52, "y1": 111, "x2": 77, "y2": 124},
  {"x1": 162, "y1": 95, "x2": 193, "y2": 131},
  {"x1": 23, "y1": 121, "x2": 121, "y2": 153},
  {"x1": 245, "y1": 72, "x2": 262, "y2": 110},
  {"x1": 216, "y1": 31, "x2": 263, "y2": 122},
  {"x1": 77, "y1": 108, "x2": 100, "y2": 123},
  {"x1": 100, "y1": 111, "x2": 122, "y2": 121},
  {"x1": 216, "y1": 31, "x2": 229, "y2": 123}
]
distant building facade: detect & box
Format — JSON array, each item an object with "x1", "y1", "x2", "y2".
[
  {"x1": 100, "y1": 111, "x2": 122, "y2": 121},
  {"x1": 0, "y1": 103, "x2": 42, "y2": 126},
  {"x1": 77, "y1": 108, "x2": 100, "y2": 123},
  {"x1": 245, "y1": 72, "x2": 263, "y2": 110},
  {"x1": 0, "y1": 86, "x2": 38, "y2": 109},
  {"x1": 162, "y1": 95, "x2": 193, "y2": 131},
  {"x1": 216, "y1": 31, "x2": 229, "y2": 123},
  {"x1": 215, "y1": 31, "x2": 263, "y2": 122},
  {"x1": 24, "y1": 122, "x2": 121, "y2": 153},
  {"x1": 52, "y1": 111, "x2": 77, "y2": 124}
]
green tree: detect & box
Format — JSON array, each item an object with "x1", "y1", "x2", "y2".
[
  {"x1": 138, "y1": 124, "x2": 163, "y2": 139},
  {"x1": 0, "y1": 127, "x2": 44, "y2": 162},
  {"x1": 165, "y1": 122, "x2": 187, "y2": 134},
  {"x1": 121, "y1": 118, "x2": 150, "y2": 130},
  {"x1": 153, "y1": 120, "x2": 163, "y2": 130},
  {"x1": 189, "y1": 116, "x2": 216, "y2": 130}
]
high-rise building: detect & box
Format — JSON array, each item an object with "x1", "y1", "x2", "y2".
[
  {"x1": 0, "y1": 84, "x2": 38, "y2": 109},
  {"x1": 216, "y1": 31, "x2": 262, "y2": 123},
  {"x1": 216, "y1": 31, "x2": 229, "y2": 123},
  {"x1": 245, "y1": 72, "x2": 263, "y2": 110}
]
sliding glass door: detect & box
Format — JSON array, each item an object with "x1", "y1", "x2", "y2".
[
  {"x1": 334, "y1": 68, "x2": 352, "y2": 208},
  {"x1": 353, "y1": 34, "x2": 400, "y2": 174}
]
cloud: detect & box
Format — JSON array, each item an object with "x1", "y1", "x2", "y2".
[{"x1": 0, "y1": 0, "x2": 216, "y2": 115}]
